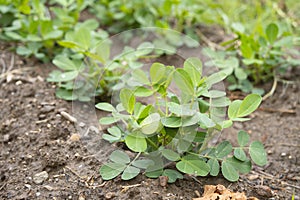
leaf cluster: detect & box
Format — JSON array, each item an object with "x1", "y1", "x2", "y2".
[{"x1": 96, "y1": 58, "x2": 267, "y2": 182}]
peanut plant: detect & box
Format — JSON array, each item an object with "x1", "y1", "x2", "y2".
[{"x1": 96, "y1": 58, "x2": 267, "y2": 182}]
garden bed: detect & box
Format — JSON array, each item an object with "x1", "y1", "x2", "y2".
[{"x1": 0, "y1": 44, "x2": 299, "y2": 199}]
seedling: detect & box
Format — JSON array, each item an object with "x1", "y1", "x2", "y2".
[{"x1": 96, "y1": 58, "x2": 267, "y2": 182}]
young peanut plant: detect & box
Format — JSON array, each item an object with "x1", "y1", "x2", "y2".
[{"x1": 96, "y1": 58, "x2": 267, "y2": 182}]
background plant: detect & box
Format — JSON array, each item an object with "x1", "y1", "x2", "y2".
[
  {"x1": 204, "y1": 22, "x2": 300, "y2": 94},
  {"x1": 96, "y1": 58, "x2": 267, "y2": 182}
]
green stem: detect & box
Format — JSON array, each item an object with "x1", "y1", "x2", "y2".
[{"x1": 146, "y1": 137, "x2": 159, "y2": 149}]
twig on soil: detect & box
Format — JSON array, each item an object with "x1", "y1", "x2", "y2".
[
  {"x1": 265, "y1": 143, "x2": 300, "y2": 147},
  {"x1": 196, "y1": 30, "x2": 224, "y2": 51},
  {"x1": 121, "y1": 184, "x2": 141, "y2": 193},
  {"x1": 64, "y1": 166, "x2": 85, "y2": 179},
  {"x1": 258, "y1": 107, "x2": 296, "y2": 114},
  {"x1": 60, "y1": 111, "x2": 78, "y2": 123},
  {"x1": 262, "y1": 75, "x2": 278, "y2": 101},
  {"x1": 0, "y1": 182, "x2": 7, "y2": 191},
  {"x1": 253, "y1": 170, "x2": 300, "y2": 190}
]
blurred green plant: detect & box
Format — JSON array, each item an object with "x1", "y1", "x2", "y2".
[
  {"x1": 96, "y1": 58, "x2": 267, "y2": 182},
  {"x1": 0, "y1": 0, "x2": 95, "y2": 62},
  {"x1": 205, "y1": 22, "x2": 300, "y2": 94}
]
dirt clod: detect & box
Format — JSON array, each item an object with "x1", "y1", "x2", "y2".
[{"x1": 33, "y1": 171, "x2": 49, "y2": 185}]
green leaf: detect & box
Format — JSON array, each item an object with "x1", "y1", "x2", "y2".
[
  {"x1": 58, "y1": 40, "x2": 81, "y2": 49},
  {"x1": 207, "y1": 158, "x2": 220, "y2": 176},
  {"x1": 161, "y1": 149, "x2": 180, "y2": 161},
  {"x1": 120, "y1": 88, "x2": 135, "y2": 114},
  {"x1": 173, "y1": 69, "x2": 194, "y2": 96},
  {"x1": 136, "y1": 42, "x2": 154, "y2": 56},
  {"x1": 132, "y1": 69, "x2": 150, "y2": 85},
  {"x1": 202, "y1": 90, "x2": 226, "y2": 98},
  {"x1": 74, "y1": 27, "x2": 91, "y2": 50},
  {"x1": 198, "y1": 113, "x2": 216, "y2": 128},
  {"x1": 132, "y1": 159, "x2": 154, "y2": 169},
  {"x1": 103, "y1": 126, "x2": 122, "y2": 142},
  {"x1": 228, "y1": 100, "x2": 242, "y2": 119},
  {"x1": 140, "y1": 113, "x2": 161, "y2": 135},
  {"x1": 95, "y1": 102, "x2": 116, "y2": 112},
  {"x1": 16, "y1": 46, "x2": 32, "y2": 55},
  {"x1": 215, "y1": 141, "x2": 232, "y2": 159},
  {"x1": 145, "y1": 165, "x2": 163, "y2": 178},
  {"x1": 162, "y1": 169, "x2": 183, "y2": 183},
  {"x1": 150, "y1": 63, "x2": 165, "y2": 84},
  {"x1": 226, "y1": 157, "x2": 252, "y2": 174},
  {"x1": 161, "y1": 116, "x2": 182, "y2": 128},
  {"x1": 249, "y1": 141, "x2": 267, "y2": 166},
  {"x1": 234, "y1": 68, "x2": 247, "y2": 80},
  {"x1": 99, "y1": 117, "x2": 119, "y2": 125},
  {"x1": 109, "y1": 150, "x2": 130, "y2": 164},
  {"x1": 53, "y1": 71, "x2": 79, "y2": 82},
  {"x1": 121, "y1": 166, "x2": 140, "y2": 180},
  {"x1": 237, "y1": 94, "x2": 262, "y2": 117},
  {"x1": 266, "y1": 23, "x2": 279, "y2": 44},
  {"x1": 125, "y1": 133, "x2": 147, "y2": 152},
  {"x1": 240, "y1": 43, "x2": 253, "y2": 59},
  {"x1": 237, "y1": 130, "x2": 250, "y2": 147},
  {"x1": 234, "y1": 148, "x2": 247, "y2": 161},
  {"x1": 134, "y1": 86, "x2": 153, "y2": 97},
  {"x1": 168, "y1": 102, "x2": 196, "y2": 116},
  {"x1": 176, "y1": 158, "x2": 210, "y2": 176},
  {"x1": 183, "y1": 57, "x2": 202, "y2": 86},
  {"x1": 221, "y1": 160, "x2": 239, "y2": 182},
  {"x1": 206, "y1": 72, "x2": 227, "y2": 89},
  {"x1": 55, "y1": 88, "x2": 76, "y2": 101},
  {"x1": 100, "y1": 162, "x2": 126, "y2": 180},
  {"x1": 182, "y1": 113, "x2": 202, "y2": 127}
]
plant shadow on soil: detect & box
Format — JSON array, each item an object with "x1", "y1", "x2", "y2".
[{"x1": 0, "y1": 42, "x2": 299, "y2": 199}]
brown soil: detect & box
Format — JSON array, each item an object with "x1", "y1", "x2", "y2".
[{"x1": 0, "y1": 45, "x2": 299, "y2": 200}]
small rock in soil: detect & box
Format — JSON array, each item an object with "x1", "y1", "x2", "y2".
[
  {"x1": 33, "y1": 171, "x2": 49, "y2": 185},
  {"x1": 40, "y1": 105, "x2": 55, "y2": 113},
  {"x1": 3, "y1": 134, "x2": 10, "y2": 142},
  {"x1": 70, "y1": 134, "x2": 81, "y2": 142},
  {"x1": 159, "y1": 176, "x2": 168, "y2": 187},
  {"x1": 254, "y1": 185, "x2": 274, "y2": 198},
  {"x1": 105, "y1": 192, "x2": 116, "y2": 199}
]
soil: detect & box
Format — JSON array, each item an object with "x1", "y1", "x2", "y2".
[{"x1": 0, "y1": 41, "x2": 300, "y2": 200}]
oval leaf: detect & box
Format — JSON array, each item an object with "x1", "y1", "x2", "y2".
[
  {"x1": 109, "y1": 150, "x2": 130, "y2": 164},
  {"x1": 121, "y1": 166, "x2": 140, "y2": 180},
  {"x1": 237, "y1": 94, "x2": 262, "y2": 117},
  {"x1": 95, "y1": 102, "x2": 115, "y2": 112},
  {"x1": 140, "y1": 113, "x2": 161, "y2": 135},
  {"x1": 125, "y1": 134, "x2": 147, "y2": 152},
  {"x1": 266, "y1": 23, "x2": 279, "y2": 44},
  {"x1": 100, "y1": 162, "x2": 126, "y2": 180},
  {"x1": 173, "y1": 68, "x2": 194, "y2": 96},
  {"x1": 161, "y1": 149, "x2": 180, "y2": 161},
  {"x1": 221, "y1": 161, "x2": 239, "y2": 182},
  {"x1": 249, "y1": 141, "x2": 267, "y2": 166}
]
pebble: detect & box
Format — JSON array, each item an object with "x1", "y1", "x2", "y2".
[
  {"x1": 248, "y1": 174, "x2": 259, "y2": 181},
  {"x1": 70, "y1": 134, "x2": 81, "y2": 142},
  {"x1": 24, "y1": 184, "x2": 31, "y2": 189},
  {"x1": 36, "y1": 192, "x2": 41, "y2": 197},
  {"x1": 79, "y1": 122, "x2": 86, "y2": 127},
  {"x1": 61, "y1": 111, "x2": 77, "y2": 123},
  {"x1": 40, "y1": 105, "x2": 55, "y2": 113},
  {"x1": 3, "y1": 134, "x2": 10, "y2": 142},
  {"x1": 159, "y1": 176, "x2": 168, "y2": 187},
  {"x1": 33, "y1": 171, "x2": 49, "y2": 185},
  {"x1": 254, "y1": 185, "x2": 274, "y2": 197},
  {"x1": 105, "y1": 192, "x2": 115, "y2": 199},
  {"x1": 281, "y1": 152, "x2": 287, "y2": 157}
]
